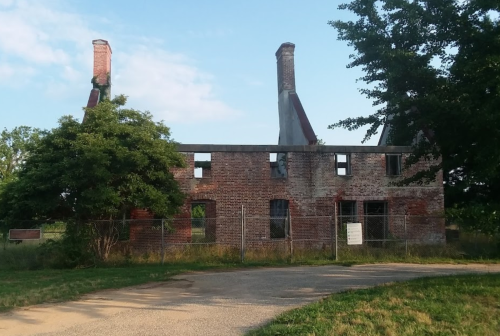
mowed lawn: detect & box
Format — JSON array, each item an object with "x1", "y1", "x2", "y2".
[{"x1": 248, "y1": 273, "x2": 500, "y2": 336}]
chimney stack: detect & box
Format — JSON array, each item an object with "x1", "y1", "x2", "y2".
[
  {"x1": 92, "y1": 39, "x2": 112, "y2": 98},
  {"x1": 275, "y1": 42, "x2": 295, "y2": 94}
]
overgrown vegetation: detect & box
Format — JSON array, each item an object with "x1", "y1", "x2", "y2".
[
  {"x1": 248, "y1": 273, "x2": 500, "y2": 336},
  {"x1": 2, "y1": 232, "x2": 498, "y2": 273}
]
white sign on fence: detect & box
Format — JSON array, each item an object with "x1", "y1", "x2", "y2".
[{"x1": 346, "y1": 223, "x2": 363, "y2": 245}]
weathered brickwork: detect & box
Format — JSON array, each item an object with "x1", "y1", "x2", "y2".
[
  {"x1": 276, "y1": 43, "x2": 296, "y2": 93},
  {"x1": 92, "y1": 39, "x2": 112, "y2": 86},
  {"x1": 129, "y1": 149, "x2": 444, "y2": 250},
  {"x1": 174, "y1": 151, "x2": 443, "y2": 246}
]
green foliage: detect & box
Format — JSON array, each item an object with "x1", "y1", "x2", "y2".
[
  {"x1": 191, "y1": 204, "x2": 206, "y2": 219},
  {"x1": 329, "y1": 0, "x2": 500, "y2": 232},
  {"x1": 0, "y1": 96, "x2": 186, "y2": 263},
  {"x1": 316, "y1": 137, "x2": 326, "y2": 146},
  {"x1": 0, "y1": 126, "x2": 42, "y2": 185},
  {"x1": 0, "y1": 96, "x2": 186, "y2": 222},
  {"x1": 447, "y1": 203, "x2": 500, "y2": 236},
  {"x1": 111, "y1": 94, "x2": 127, "y2": 106},
  {"x1": 91, "y1": 75, "x2": 111, "y2": 102},
  {"x1": 37, "y1": 224, "x2": 94, "y2": 269},
  {"x1": 1, "y1": 122, "x2": 42, "y2": 238}
]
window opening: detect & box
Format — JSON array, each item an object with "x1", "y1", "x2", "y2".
[
  {"x1": 270, "y1": 199, "x2": 289, "y2": 238},
  {"x1": 191, "y1": 203, "x2": 206, "y2": 239},
  {"x1": 386, "y1": 154, "x2": 402, "y2": 176},
  {"x1": 194, "y1": 153, "x2": 211, "y2": 178},
  {"x1": 270, "y1": 152, "x2": 287, "y2": 178},
  {"x1": 364, "y1": 201, "x2": 388, "y2": 241},
  {"x1": 338, "y1": 201, "x2": 357, "y2": 224},
  {"x1": 335, "y1": 154, "x2": 351, "y2": 176},
  {"x1": 191, "y1": 201, "x2": 216, "y2": 243}
]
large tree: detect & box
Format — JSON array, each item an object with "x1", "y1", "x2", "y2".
[
  {"x1": 329, "y1": 0, "x2": 500, "y2": 232},
  {"x1": 0, "y1": 96, "x2": 186, "y2": 259}
]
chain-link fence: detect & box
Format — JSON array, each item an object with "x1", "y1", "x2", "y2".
[
  {"x1": 1, "y1": 213, "x2": 498, "y2": 263},
  {"x1": 112, "y1": 217, "x2": 242, "y2": 263},
  {"x1": 335, "y1": 214, "x2": 446, "y2": 258}
]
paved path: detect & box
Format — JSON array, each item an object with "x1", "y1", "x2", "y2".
[{"x1": 1, "y1": 264, "x2": 500, "y2": 336}]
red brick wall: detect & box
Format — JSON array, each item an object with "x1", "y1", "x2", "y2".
[
  {"x1": 92, "y1": 40, "x2": 111, "y2": 86},
  {"x1": 130, "y1": 151, "x2": 444, "y2": 249},
  {"x1": 170, "y1": 151, "x2": 445, "y2": 246},
  {"x1": 129, "y1": 206, "x2": 193, "y2": 250}
]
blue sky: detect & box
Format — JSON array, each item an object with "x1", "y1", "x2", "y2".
[{"x1": 0, "y1": 0, "x2": 382, "y2": 146}]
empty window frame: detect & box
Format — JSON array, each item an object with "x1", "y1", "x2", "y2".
[
  {"x1": 194, "y1": 153, "x2": 211, "y2": 178},
  {"x1": 335, "y1": 154, "x2": 351, "y2": 176},
  {"x1": 191, "y1": 201, "x2": 216, "y2": 242},
  {"x1": 270, "y1": 152, "x2": 287, "y2": 178},
  {"x1": 191, "y1": 203, "x2": 206, "y2": 238},
  {"x1": 386, "y1": 154, "x2": 402, "y2": 176},
  {"x1": 338, "y1": 201, "x2": 357, "y2": 225},
  {"x1": 270, "y1": 199, "x2": 289, "y2": 238},
  {"x1": 363, "y1": 201, "x2": 388, "y2": 241}
]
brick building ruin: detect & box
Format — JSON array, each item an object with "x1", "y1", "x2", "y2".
[{"x1": 87, "y1": 40, "x2": 445, "y2": 250}]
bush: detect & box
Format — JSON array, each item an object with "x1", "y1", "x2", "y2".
[{"x1": 37, "y1": 224, "x2": 94, "y2": 268}]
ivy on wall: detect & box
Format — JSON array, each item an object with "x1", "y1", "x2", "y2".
[{"x1": 91, "y1": 74, "x2": 111, "y2": 102}]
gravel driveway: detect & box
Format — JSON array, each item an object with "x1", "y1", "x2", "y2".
[{"x1": 2, "y1": 263, "x2": 500, "y2": 336}]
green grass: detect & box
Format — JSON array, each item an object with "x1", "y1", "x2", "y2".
[
  {"x1": 0, "y1": 262, "x2": 246, "y2": 312},
  {"x1": 0, "y1": 242, "x2": 41, "y2": 270},
  {"x1": 1, "y1": 239, "x2": 499, "y2": 314},
  {"x1": 247, "y1": 273, "x2": 500, "y2": 336}
]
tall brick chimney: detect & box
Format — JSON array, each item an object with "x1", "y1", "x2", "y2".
[
  {"x1": 275, "y1": 42, "x2": 295, "y2": 94},
  {"x1": 84, "y1": 39, "x2": 112, "y2": 120},
  {"x1": 92, "y1": 39, "x2": 112, "y2": 98},
  {"x1": 275, "y1": 42, "x2": 317, "y2": 146}
]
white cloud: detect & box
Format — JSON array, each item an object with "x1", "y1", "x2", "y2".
[
  {"x1": 0, "y1": 0, "x2": 239, "y2": 121},
  {"x1": 0, "y1": 0, "x2": 13, "y2": 7},
  {"x1": 0, "y1": 1, "x2": 96, "y2": 65},
  {"x1": 0, "y1": 0, "x2": 98, "y2": 88},
  {"x1": 0, "y1": 13, "x2": 69, "y2": 64},
  {"x1": 0, "y1": 64, "x2": 14, "y2": 78},
  {"x1": 113, "y1": 47, "x2": 240, "y2": 122}
]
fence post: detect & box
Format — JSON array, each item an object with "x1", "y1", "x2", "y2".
[
  {"x1": 241, "y1": 205, "x2": 245, "y2": 263},
  {"x1": 330, "y1": 215, "x2": 334, "y2": 259},
  {"x1": 335, "y1": 203, "x2": 339, "y2": 261},
  {"x1": 122, "y1": 212, "x2": 126, "y2": 242},
  {"x1": 288, "y1": 210, "x2": 293, "y2": 261},
  {"x1": 404, "y1": 214, "x2": 408, "y2": 256},
  {"x1": 161, "y1": 218, "x2": 165, "y2": 265}
]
